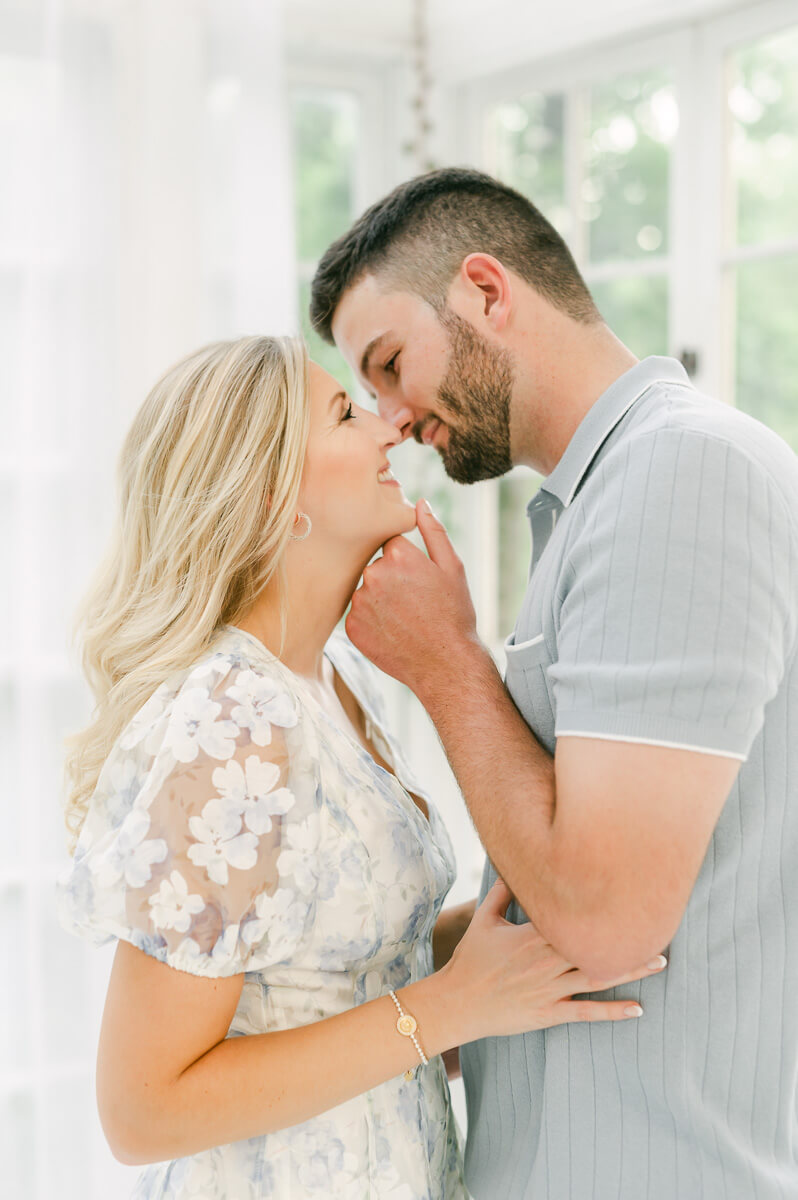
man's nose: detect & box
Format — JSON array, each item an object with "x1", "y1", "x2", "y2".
[{"x1": 377, "y1": 398, "x2": 415, "y2": 441}]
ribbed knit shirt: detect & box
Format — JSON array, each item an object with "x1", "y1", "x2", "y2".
[{"x1": 459, "y1": 356, "x2": 798, "y2": 1200}]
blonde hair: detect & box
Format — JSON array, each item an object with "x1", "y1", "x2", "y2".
[{"x1": 62, "y1": 334, "x2": 310, "y2": 857}]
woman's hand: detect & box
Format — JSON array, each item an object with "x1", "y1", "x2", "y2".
[{"x1": 438, "y1": 877, "x2": 667, "y2": 1045}]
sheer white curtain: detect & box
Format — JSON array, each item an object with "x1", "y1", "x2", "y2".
[{"x1": 1, "y1": 1, "x2": 294, "y2": 1194}]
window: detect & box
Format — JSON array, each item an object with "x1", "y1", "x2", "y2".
[
  {"x1": 462, "y1": 4, "x2": 798, "y2": 648},
  {"x1": 291, "y1": 85, "x2": 360, "y2": 394},
  {"x1": 725, "y1": 24, "x2": 798, "y2": 446},
  {"x1": 481, "y1": 66, "x2": 679, "y2": 642},
  {"x1": 288, "y1": 75, "x2": 471, "y2": 567}
]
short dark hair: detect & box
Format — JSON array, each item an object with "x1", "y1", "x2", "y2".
[{"x1": 309, "y1": 166, "x2": 600, "y2": 343}]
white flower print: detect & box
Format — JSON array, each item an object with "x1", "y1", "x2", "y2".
[
  {"x1": 119, "y1": 686, "x2": 170, "y2": 751},
  {"x1": 241, "y1": 886, "x2": 308, "y2": 961},
  {"x1": 166, "y1": 1147, "x2": 220, "y2": 1197},
  {"x1": 291, "y1": 1127, "x2": 359, "y2": 1193},
  {"x1": 209, "y1": 922, "x2": 241, "y2": 969},
  {"x1": 164, "y1": 686, "x2": 239, "y2": 763},
  {"x1": 225, "y1": 669, "x2": 297, "y2": 745},
  {"x1": 276, "y1": 813, "x2": 328, "y2": 895},
  {"x1": 55, "y1": 630, "x2": 467, "y2": 1200},
  {"x1": 212, "y1": 755, "x2": 295, "y2": 836},
  {"x1": 187, "y1": 796, "x2": 259, "y2": 885},
  {"x1": 104, "y1": 756, "x2": 144, "y2": 825},
  {"x1": 189, "y1": 652, "x2": 234, "y2": 682},
  {"x1": 91, "y1": 807, "x2": 168, "y2": 890},
  {"x1": 148, "y1": 869, "x2": 206, "y2": 933}
]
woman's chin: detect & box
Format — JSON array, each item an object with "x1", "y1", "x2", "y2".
[
  {"x1": 391, "y1": 498, "x2": 419, "y2": 536},
  {"x1": 369, "y1": 500, "x2": 418, "y2": 548}
]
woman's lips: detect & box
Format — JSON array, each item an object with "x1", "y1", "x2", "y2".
[{"x1": 378, "y1": 465, "x2": 402, "y2": 488}]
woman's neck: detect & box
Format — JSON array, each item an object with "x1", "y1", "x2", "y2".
[{"x1": 235, "y1": 542, "x2": 370, "y2": 681}]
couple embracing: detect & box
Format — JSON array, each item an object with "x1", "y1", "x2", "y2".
[{"x1": 56, "y1": 168, "x2": 798, "y2": 1200}]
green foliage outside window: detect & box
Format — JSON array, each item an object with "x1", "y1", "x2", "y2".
[
  {"x1": 729, "y1": 25, "x2": 798, "y2": 247},
  {"x1": 729, "y1": 27, "x2": 798, "y2": 449},
  {"x1": 291, "y1": 89, "x2": 359, "y2": 396},
  {"x1": 293, "y1": 90, "x2": 358, "y2": 263},
  {"x1": 735, "y1": 254, "x2": 798, "y2": 449},
  {"x1": 490, "y1": 92, "x2": 568, "y2": 236},
  {"x1": 585, "y1": 71, "x2": 675, "y2": 263},
  {"x1": 590, "y1": 274, "x2": 669, "y2": 357}
]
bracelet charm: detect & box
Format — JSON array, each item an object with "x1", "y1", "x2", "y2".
[{"x1": 388, "y1": 990, "x2": 429, "y2": 1081}]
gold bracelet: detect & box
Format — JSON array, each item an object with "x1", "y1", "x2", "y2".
[{"x1": 388, "y1": 989, "x2": 429, "y2": 1081}]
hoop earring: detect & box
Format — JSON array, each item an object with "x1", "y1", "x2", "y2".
[{"x1": 289, "y1": 511, "x2": 312, "y2": 541}]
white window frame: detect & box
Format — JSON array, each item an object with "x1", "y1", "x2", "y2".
[
  {"x1": 690, "y1": 0, "x2": 798, "y2": 402},
  {"x1": 451, "y1": 0, "x2": 798, "y2": 652},
  {"x1": 285, "y1": 54, "x2": 398, "y2": 341}
]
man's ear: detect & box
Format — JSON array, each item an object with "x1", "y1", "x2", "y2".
[{"x1": 456, "y1": 253, "x2": 513, "y2": 333}]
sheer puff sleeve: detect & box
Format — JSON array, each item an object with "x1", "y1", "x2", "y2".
[{"x1": 56, "y1": 653, "x2": 316, "y2": 978}]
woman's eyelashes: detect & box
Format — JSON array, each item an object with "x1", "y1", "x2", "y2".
[{"x1": 340, "y1": 400, "x2": 356, "y2": 422}]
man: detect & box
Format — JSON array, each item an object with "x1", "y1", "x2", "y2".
[{"x1": 309, "y1": 168, "x2": 798, "y2": 1199}]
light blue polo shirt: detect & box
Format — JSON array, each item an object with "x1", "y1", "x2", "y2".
[{"x1": 460, "y1": 356, "x2": 798, "y2": 1199}]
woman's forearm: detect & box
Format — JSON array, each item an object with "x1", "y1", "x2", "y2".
[
  {"x1": 433, "y1": 898, "x2": 477, "y2": 969},
  {"x1": 119, "y1": 968, "x2": 460, "y2": 1166}
]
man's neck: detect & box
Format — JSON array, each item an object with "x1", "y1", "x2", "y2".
[{"x1": 511, "y1": 320, "x2": 639, "y2": 476}]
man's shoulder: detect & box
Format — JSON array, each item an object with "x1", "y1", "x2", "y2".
[{"x1": 596, "y1": 382, "x2": 798, "y2": 519}]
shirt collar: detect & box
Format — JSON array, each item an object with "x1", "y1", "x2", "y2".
[{"x1": 535, "y1": 355, "x2": 691, "y2": 511}]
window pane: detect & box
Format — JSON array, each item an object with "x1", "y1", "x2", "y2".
[
  {"x1": 734, "y1": 254, "x2": 798, "y2": 450},
  {"x1": 0, "y1": 682, "x2": 23, "y2": 869},
  {"x1": 292, "y1": 89, "x2": 358, "y2": 263},
  {"x1": 0, "y1": 481, "x2": 17, "y2": 661},
  {"x1": 42, "y1": 1075, "x2": 93, "y2": 1199},
  {"x1": 486, "y1": 93, "x2": 569, "y2": 235},
  {"x1": 590, "y1": 273, "x2": 669, "y2": 357},
  {"x1": 0, "y1": 886, "x2": 32, "y2": 1071},
  {"x1": 297, "y1": 277, "x2": 355, "y2": 397},
  {"x1": 38, "y1": 675, "x2": 93, "y2": 866},
  {"x1": 0, "y1": 269, "x2": 23, "y2": 452},
  {"x1": 586, "y1": 70, "x2": 676, "y2": 262},
  {"x1": 728, "y1": 24, "x2": 798, "y2": 247},
  {"x1": 0, "y1": 1091, "x2": 35, "y2": 1200},
  {"x1": 498, "y1": 470, "x2": 540, "y2": 637},
  {"x1": 39, "y1": 878, "x2": 94, "y2": 1063}
]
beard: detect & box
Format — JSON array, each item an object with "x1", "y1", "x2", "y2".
[{"x1": 430, "y1": 307, "x2": 514, "y2": 484}]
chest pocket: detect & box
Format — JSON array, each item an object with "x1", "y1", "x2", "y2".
[{"x1": 503, "y1": 630, "x2": 557, "y2": 755}]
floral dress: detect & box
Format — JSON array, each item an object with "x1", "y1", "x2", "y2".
[{"x1": 55, "y1": 624, "x2": 470, "y2": 1200}]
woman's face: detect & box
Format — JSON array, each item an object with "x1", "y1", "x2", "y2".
[{"x1": 297, "y1": 361, "x2": 417, "y2": 557}]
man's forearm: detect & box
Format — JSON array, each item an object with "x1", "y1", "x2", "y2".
[{"x1": 417, "y1": 637, "x2": 575, "y2": 948}]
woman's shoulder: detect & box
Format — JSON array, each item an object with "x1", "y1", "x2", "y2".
[
  {"x1": 117, "y1": 626, "x2": 300, "y2": 759},
  {"x1": 58, "y1": 629, "x2": 318, "y2": 978}
]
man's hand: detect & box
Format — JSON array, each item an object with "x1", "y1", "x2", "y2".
[{"x1": 345, "y1": 498, "x2": 480, "y2": 695}]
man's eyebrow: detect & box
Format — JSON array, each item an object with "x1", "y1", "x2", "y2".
[{"x1": 360, "y1": 333, "x2": 390, "y2": 380}]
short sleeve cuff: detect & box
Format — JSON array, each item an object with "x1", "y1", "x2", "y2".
[
  {"x1": 554, "y1": 709, "x2": 750, "y2": 761},
  {"x1": 56, "y1": 907, "x2": 253, "y2": 978}
]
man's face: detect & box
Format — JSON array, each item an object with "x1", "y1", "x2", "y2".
[{"x1": 331, "y1": 273, "x2": 514, "y2": 484}]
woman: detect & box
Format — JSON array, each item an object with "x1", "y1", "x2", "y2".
[{"x1": 55, "y1": 335, "x2": 665, "y2": 1199}]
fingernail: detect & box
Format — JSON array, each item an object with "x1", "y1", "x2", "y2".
[
  {"x1": 422, "y1": 499, "x2": 436, "y2": 517},
  {"x1": 647, "y1": 955, "x2": 667, "y2": 970},
  {"x1": 624, "y1": 1004, "x2": 643, "y2": 1017}
]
